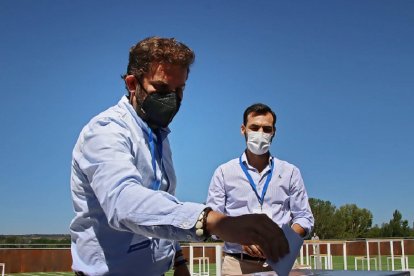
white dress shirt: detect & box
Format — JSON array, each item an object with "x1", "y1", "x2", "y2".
[
  {"x1": 70, "y1": 96, "x2": 206, "y2": 275},
  {"x1": 206, "y1": 152, "x2": 314, "y2": 254}
]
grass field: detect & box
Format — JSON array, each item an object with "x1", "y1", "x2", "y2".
[
  {"x1": 300, "y1": 255, "x2": 414, "y2": 271},
  {"x1": 4, "y1": 256, "x2": 413, "y2": 275},
  {"x1": 4, "y1": 264, "x2": 217, "y2": 276}
]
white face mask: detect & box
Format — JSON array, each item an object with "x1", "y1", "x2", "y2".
[{"x1": 246, "y1": 131, "x2": 272, "y2": 155}]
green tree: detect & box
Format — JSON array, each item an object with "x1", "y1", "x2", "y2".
[
  {"x1": 335, "y1": 204, "x2": 372, "y2": 238},
  {"x1": 382, "y1": 210, "x2": 410, "y2": 237},
  {"x1": 366, "y1": 224, "x2": 382, "y2": 238},
  {"x1": 309, "y1": 198, "x2": 341, "y2": 239}
]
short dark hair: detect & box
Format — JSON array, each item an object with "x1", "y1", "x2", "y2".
[
  {"x1": 122, "y1": 36, "x2": 195, "y2": 81},
  {"x1": 243, "y1": 103, "x2": 277, "y2": 128}
]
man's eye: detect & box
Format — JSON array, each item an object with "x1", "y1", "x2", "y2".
[
  {"x1": 154, "y1": 87, "x2": 169, "y2": 93},
  {"x1": 151, "y1": 83, "x2": 169, "y2": 92},
  {"x1": 154, "y1": 85, "x2": 183, "y2": 94},
  {"x1": 155, "y1": 89, "x2": 169, "y2": 94},
  {"x1": 263, "y1": 127, "x2": 273, "y2": 133}
]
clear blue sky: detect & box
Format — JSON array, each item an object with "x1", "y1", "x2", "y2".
[{"x1": 1, "y1": 1, "x2": 413, "y2": 234}]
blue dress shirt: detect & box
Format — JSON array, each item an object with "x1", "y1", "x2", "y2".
[
  {"x1": 70, "y1": 96, "x2": 206, "y2": 275},
  {"x1": 206, "y1": 152, "x2": 314, "y2": 254}
]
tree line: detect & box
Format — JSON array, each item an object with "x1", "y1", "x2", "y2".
[
  {"x1": 309, "y1": 198, "x2": 414, "y2": 239},
  {"x1": 0, "y1": 234, "x2": 70, "y2": 246}
]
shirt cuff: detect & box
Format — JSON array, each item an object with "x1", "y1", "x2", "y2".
[
  {"x1": 291, "y1": 217, "x2": 313, "y2": 238},
  {"x1": 170, "y1": 202, "x2": 208, "y2": 241}
]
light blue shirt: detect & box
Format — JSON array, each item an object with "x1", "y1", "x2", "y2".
[
  {"x1": 70, "y1": 96, "x2": 206, "y2": 275},
  {"x1": 206, "y1": 152, "x2": 314, "y2": 254}
]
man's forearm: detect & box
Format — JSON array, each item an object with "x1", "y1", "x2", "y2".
[{"x1": 291, "y1": 223, "x2": 306, "y2": 237}]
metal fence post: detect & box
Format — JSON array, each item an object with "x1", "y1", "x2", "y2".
[{"x1": 215, "y1": 244, "x2": 222, "y2": 276}]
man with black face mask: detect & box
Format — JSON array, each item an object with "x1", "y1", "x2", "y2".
[
  {"x1": 206, "y1": 103, "x2": 314, "y2": 275},
  {"x1": 70, "y1": 37, "x2": 290, "y2": 276}
]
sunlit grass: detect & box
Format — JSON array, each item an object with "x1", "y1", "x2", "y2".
[
  {"x1": 6, "y1": 264, "x2": 217, "y2": 276},
  {"x1": 6, "y1": 256, "x2": 413, "y2": 275}
]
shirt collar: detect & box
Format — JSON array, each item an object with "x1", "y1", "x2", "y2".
[{"x1": 241, "y1": 151, "x2": 273, "y2": 172}]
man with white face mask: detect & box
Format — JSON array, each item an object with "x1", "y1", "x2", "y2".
[{"x1": 206, "y1": 103, "x2": 314, "y2": 275}]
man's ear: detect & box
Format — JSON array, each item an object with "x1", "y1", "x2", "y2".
[
  {"x1": 271, "y1": 127, "x2": 277, "y2": 142},
  {"x1": 124, "y1": 75, "x2": 138, "y2": 93},
  {"x1": 241, "y1": 124, "x2": 247, "y2": 137}
]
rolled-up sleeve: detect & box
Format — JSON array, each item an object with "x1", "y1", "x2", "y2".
[
  {"x1": 289, "y1": 167, "x2": 314, "y2": 237},
  {"x1": 206, "y1": 167, "x2": 226, "y2": 214},
  {"x1": 75, "y1": 118, "x2": 206, "y2": 241}
]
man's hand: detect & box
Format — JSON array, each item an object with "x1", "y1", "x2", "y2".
[
  {"x1": 206, "y1": 211, "x2": 289, "y2": 262},
  {"x1": 242, "y1": 244, "x2": 265, "y2": 259},
  {"x1": 173, "y1": 264, "x2": 190, "y2": 276}
]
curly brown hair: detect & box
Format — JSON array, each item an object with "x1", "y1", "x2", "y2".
[{"x1": 122, "y1": 36, "x2": 195, "y2": 82}]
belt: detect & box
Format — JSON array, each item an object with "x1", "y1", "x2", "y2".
[{"x1": 226, "y1": 252, "x2": 266, "y2": 262}]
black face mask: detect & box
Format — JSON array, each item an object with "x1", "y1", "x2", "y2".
[{"x1": 137, "y1": 81, "x2": 181, "y2": 128}]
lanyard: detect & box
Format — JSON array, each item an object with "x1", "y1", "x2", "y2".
[
  {"x1": 239, "y1": 156, "x2": 274, "y2": 207},
  {"x1": 147, "y1": 127, "x2": 169, "y2": 191}
]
